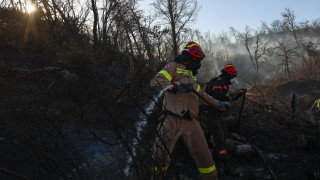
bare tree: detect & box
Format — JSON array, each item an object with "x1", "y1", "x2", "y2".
[
  {"x1": 231, "y1": 26, "x2": 272, "y2": 82},
  {"x1": 152, "y1": 0, "x2": 200, "y2": 57},
  {"x1": 311, "y1": 18, "x2": 320, "y2": 39},
  {"x1": 275, "y1": 39, "x2": 297, "y2": 79},
  {"x1": 91, "y1": 0, "x2": 99, "y2": 49},
  {"x1": 34, "y1": 0, "x2": 90, "y2": 36},
  {"x1": 270, "y1": 19, "x2": 284, "y2": 32},
  {"x1": 303, "y1": 43, "x2": 320, "y2": 80},
  {"x1": 282, "y1": 8, "x2": 308, "y2": 65},
  {"x1": 130, "y1": 8, "x2": 156, "y2": 61}
]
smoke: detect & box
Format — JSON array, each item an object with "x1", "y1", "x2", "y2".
[
  {"x1": 197, "y1": 56, "x2": 220, "y2": 83},
  {"x1": 192, "y1": 28, "x2": 320, "y2": 85}
]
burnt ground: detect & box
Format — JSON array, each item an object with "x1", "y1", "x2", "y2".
[
  {"x1": 1, "y1": 110, "x2": 319, "y2": 180},
  {"x1": 164, "y1": 79, "x2": 320, "y2": 180},
  {"x1": 165, "y1": 115, "x2": 320, "y2": 180}
]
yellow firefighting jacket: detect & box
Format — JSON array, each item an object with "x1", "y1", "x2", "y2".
[{"x1": 150, "y1": 62, "x2": 220, "y2": 120}]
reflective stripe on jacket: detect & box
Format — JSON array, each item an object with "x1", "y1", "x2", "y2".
[
  {"x1": 150, "y1": 62, "x2": 219, "y2": 120},
  {"x1": 205, "y1": 77, "x2": 230, "y2": 102}
]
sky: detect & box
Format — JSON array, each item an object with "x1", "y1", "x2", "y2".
[{"x1": 140, "y1": 0, "x2": 320, "y2": 34}]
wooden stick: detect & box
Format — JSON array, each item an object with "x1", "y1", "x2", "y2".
[
  {"x1": 251, "y1": 145, "x2": 278, "y2": 180},
  {"x1": 0, "y1": 167, "x2": 30, "y2": 180}
]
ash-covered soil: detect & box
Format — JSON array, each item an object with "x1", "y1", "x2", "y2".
[{"x1": 165, "y1": 115, "x2": 320, "y2": 180}]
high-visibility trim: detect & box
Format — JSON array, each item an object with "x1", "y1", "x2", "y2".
[
  {"x1": 159, "y1": 70, "x2": 172, "y2": 82},
  {"x1": 198, "y1": 164, "x2": 216, "y2": 174},
  {"x1": 176, "y1": 68, "x2": 192, "y2": 72},
  {"x1": 186, "y1": 43, "x2": 198, "y2": 48},
  {"x1": 225, "y1": 64, "x2": 234, "y2": 67},
  {"x1": 176, "y1": 71, "x2": 190, "y2": 75},
  {"x1": 176, "y1": 68, "x2": 197, "y2": 80},
  {"x1": 176, "y1": 68, "x2": 191, "y2": 72},
  {"x1": 197, "y1": 84, "x2": 201, "y2": 92},
  {"x1": 176, "y1": 70, "x2": 192, "y2": 75},
  {"x1": 153, "y1": 166, "x2": 168, "y2": 173},
  {"x1": 213, "y1": 86, "x2": 222, "y2": 90},
  {"x1": 218, "y1": 149, "x2": 227, "y2": 155},
  {"x1": 188, "y1": 71, "x2": 197, "y2": 79},
  {"x1": 316, "y1": 99, "x2": 320, "y2": 109},
  {"x1": 175, "y1": 68, "x2": 198, "y2": 84}
]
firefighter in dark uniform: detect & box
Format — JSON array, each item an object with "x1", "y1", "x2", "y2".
[{"x1": 198, "y1": 64, "x2": 245, "y2": 176}]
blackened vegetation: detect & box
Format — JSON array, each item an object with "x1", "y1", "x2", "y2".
[
  {"x1": 239, "y1": 81, "x2": 320, "y2": 180},
  {"x1": 0, "y1": 8, "x2": 158, "y2": 180},
  {"x1": 0, "y1": 36, "x2": 166, "y2": 179},
  {"x1": 164, "y1": 81, "x2": 320, "y2": 180}
]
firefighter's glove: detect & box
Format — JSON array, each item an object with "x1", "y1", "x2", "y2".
[
  {"x1": 173, "y1": 83, "x2": 193, "y2": 93},
  {"x1": 171, "y1": 82, "x2": 180, "y2": 89},
  {"x1": 218, "y1": 101, "x2": 231, "y2": 109},
  {"x1": 178, "y1": 83, "x2": 194, "y2": 93}
]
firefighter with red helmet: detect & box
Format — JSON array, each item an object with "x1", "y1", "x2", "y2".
[
  {"x1": 150, "y1": 42, "x2": 230, "y2": 180},
  {"x1": 198, "y1": 64, "x2": 246, "y2": 176}
]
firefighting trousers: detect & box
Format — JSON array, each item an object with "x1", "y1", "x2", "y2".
[
  {"x1": 198, "y1": 108, "x2": 228, "y2": 154},
  {"x1": 152, "y1": 115, "x2": 217, "y2": 180}
]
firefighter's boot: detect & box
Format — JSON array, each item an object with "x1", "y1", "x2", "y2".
[{"x1": 221, "y1": 154, "x2": 240, "y2": 176}]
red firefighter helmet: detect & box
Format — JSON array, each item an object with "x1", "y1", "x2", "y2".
[
  {"x1": 182, "y1": 42, "x2": 205, "y2": 59},
  {"x1": 223, "y1": 64, "x2": 238, "y2": 76}
]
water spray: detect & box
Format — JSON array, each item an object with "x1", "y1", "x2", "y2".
[{"x1": 123, "y1": 83, "x2": 174, "y2": 176}]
